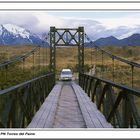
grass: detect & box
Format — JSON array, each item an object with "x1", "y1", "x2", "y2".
[
  {"x1": 0, "y1": 45, "x2": 49, "y2": 89},
  {"x1": 0, "y1": 45, "x2": 36, "y2": 63}
]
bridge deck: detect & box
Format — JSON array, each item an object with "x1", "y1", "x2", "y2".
[{"x1": 28, "y1": 81, "x2": 112, "y2": 128}]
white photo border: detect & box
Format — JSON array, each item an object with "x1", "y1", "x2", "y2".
[{"x1": 0, "y1": 0, "x2": 140, "y2": 139}]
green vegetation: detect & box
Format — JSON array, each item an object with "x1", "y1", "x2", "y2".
[{"x1": 0, "y1": 46, "x2": 49, "y2": 90}]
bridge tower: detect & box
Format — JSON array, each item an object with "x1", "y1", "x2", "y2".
[{"x1": 50, "y1": 27, "x2": 84, "y2": 75}]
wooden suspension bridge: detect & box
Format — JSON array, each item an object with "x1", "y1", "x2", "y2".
[{"x1": 0, "y1": 27, "x2": 140, "y2": 128}]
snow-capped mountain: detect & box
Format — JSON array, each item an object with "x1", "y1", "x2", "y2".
[{"x1": 0, "y1": 24, "x2": 48, "y2": 47}]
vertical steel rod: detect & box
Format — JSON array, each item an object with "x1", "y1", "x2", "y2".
[
  {"x1": 91, "y1": 46, "x2": 93, "y2": 67},
  {"x1": 101, "y1": 51, "x2": 103, "y2": 78},
  {"x1": 39, "y1": 47, "x2": 41, "y2": 73},
  {"x1": 112, "y1": 57, "x2": 115, "y2": 82},
  {"x1": 23, "y1": 58, "x2": 25, "y2": 73},
  {"x1": 33, "y1": 53, "x2": 35, "y2": 77},
  {"x1": 131, "y1": 65, "x2": 134, "y2": 88}
]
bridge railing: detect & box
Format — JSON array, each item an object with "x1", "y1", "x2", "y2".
[
  {"x1": 94, "y1": 47, "x2": 140, "y2": 89},
  {"x1": 0, "y1": 46, "x2": 49, "y2": 90},
  {"x1": 79, "y1": 73, "x2": 140, "y2": 128},
  {"x1": 0, "y1": 72, "x2": 55, "y2": 128}
]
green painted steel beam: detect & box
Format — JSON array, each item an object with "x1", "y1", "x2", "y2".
[{"x1": 49, "y1": 26, "x2": 84, "y2": 74}]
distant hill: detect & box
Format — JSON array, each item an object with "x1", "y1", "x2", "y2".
[
  {"x1": 0, "y1": 24, "x2": 49, "y2": 47},
  {"x1": 120, "y1": 33, "x2": 140, "y2": 46},
  {"x1": 94, "y1": 36, "x2": 120, "y2": 47},
  {"x1": 86, "y1": 33, "x2": 140, "y2": 47}
]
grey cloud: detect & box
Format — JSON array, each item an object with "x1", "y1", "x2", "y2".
[
  {"x1": 0, "y1": 12, "x2": 140, "y2": 40},
  {"x1": 0, "y1": 12, "x2": 39, "y2": 34},
  {"x1": 62, "y1": 18, "x2": 106, "y2": 40}
]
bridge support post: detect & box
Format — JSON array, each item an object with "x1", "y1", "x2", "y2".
[
  {"x1": 122, "y1": 94, "x2": 129, "y2": 128},
  {"x1": 78, "y1": 27, "x2": 84, "y2": 84},
  {"x1": 50, "y1": 27, "x2": 56, "y2": 75},
  {"x1": 78, "y1": 27, "x2": 84, "y2": 73}
]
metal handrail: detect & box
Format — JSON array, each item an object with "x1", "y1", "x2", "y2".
[
  {"x1": 79, "y1": 73, "x2": 140, "y2": 128},
  {"x1": 0, "y1": 72, "x2": 54, "y2": 95},
  {"x1": 0, "y1": 72, "x2": 55, "y2": 128},
  {"x1": 82, "y1": 73, "x2": 140, "y2": 97}
]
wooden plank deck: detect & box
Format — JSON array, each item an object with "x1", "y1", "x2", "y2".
[
  {"x1": 52, "y1": 83, "x2": 86, "y2": 128},
  {"x1": 71, "y1": 82, "x2": 112, "y2": 128},
  {"x1": 27, "y1": 84, "x2": 62, "y2": 128},
  {"x1": 28, "y1": 81, "x2": 112, "y2": 128}
]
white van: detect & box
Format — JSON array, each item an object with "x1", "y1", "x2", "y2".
[{"x1": 60, "y1": 69, "x2": 73, "y2": 81}]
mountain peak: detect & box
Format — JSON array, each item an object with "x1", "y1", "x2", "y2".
[
  {"x1": 131, "y1": 33, "x2": 140, "y2": 35},
  {"x1": 94, "y1": 35, "x2": 120, "y2": 47},
  {"x1": 119, "y1": 33, "x2": 140, "y2": 46},
  {"x1": 100, "y1": 36, "x2": 118, "y2": 40},
  {"x1": 0, "y1": 23, "x2": 49, "y2": 47},
  {"x1": 3, "y1": 23, "x2": 22, "y2": 29},
  {"x1": 108, "y1": 36, "x2": 117, "y2": 39},
  {"x1": 2, "y1": 24, "x2": 30, "y2": 39},
  {"x1": 129, "y1": 33, "x2": 140, "y2": 38}
]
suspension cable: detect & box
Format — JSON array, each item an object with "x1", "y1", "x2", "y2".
[
  {"x1": 112, "y1": 57, "x2": 115, "y2": 82},
  {"x1": 45, "y1": 32, "x2": 50, "y2": 73},
  {"x1": 41, "y1": 31, "x2": 50, "y2": 74},
  {"x1": 38, "y1": 46, "x2": 41, "y2": 73},
  {"x1": 33, "y1": 52, "x2": 35, "y2": 78},
  {"x1": 22, "y1": 58, "x2": 25, "y2": 73},
  {"x1": 91, "y1": 44, "x2": 93, "y2": 66}
]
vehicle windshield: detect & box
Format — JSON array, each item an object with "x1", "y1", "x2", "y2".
[{"x1": 61, "y1": 71, "x2": 72, "y2": 75}]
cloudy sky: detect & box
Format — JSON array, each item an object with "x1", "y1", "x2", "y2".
[{"x1": 1, "y1": 11, "x2": 140, "y2": 41}]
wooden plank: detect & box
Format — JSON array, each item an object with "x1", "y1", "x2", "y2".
[
  {"x1": 76, "y1": 86, "x2": 105, "y2": 127},
  {"x1": 72, "y1": 84, "x2": 95, "y2": 128},
  {"x1": 72, "y1": 82, "x2": 112, "y2": 128},
  {"x1": 80, "y1": 85, "x2": 112, "y2": 128},
  {"x1": 73, "y1": 84, "x2": 101, "y2": 127},
  {"x1": 52, "y1": 84, "x2": 86, "y2": 128},
  {"x1": 27, "y1": 93, "x2": 56, "y2": 128},
  {"x1": 37, "y1": 85, "x2": 61, "y2": 128},
  {"x1": 27, "y1": 102, "x2": 50, "y2": 128},
  {"x1": 86, "y1": 96, "x2": 111, "y2": 127},
  {"x1": 36, "y1": 85, "x2": 61, "y2": 128},
  {"x1": 35, "y1": 103, "x2": 53, "y2": 128},
  {"x1": 76, "y1": 85, "x2": 112, "y2": 128},
  {"x1": 43, "y1": 88, "x2": 61, "y2": 128},
  {"x1": 27, "y1": 84, "x2": 62, "y2": 128}
]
